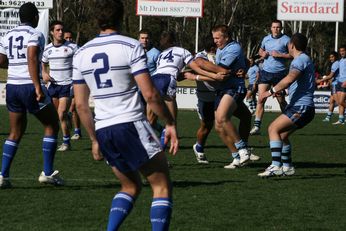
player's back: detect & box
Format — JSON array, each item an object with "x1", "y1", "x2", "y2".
[
  {"x1": 73, "y1": 34, "x2": 146, "y2": 130},
  {"x1": 1, "y1": 24, "x2": 45, "y2": 85}
]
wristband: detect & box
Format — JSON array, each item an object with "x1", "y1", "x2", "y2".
[
  {"x1": 269, "y1": 87, "x2": 276, "y2": 95},
  {"x1": 196, "y1": 75, "x2": 200, "y2": 81}
]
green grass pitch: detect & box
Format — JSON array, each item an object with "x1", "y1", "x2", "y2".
[{"x1": 0, "y1": 106, "x2": 346, "y2": 230}]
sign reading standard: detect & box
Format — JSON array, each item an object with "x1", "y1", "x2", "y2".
[
  {"x1": 277, "y1": 0, "x2": 344, "y2": 22},
  {"x1": 137, "y1": 0, "x2": 203, "y2": 17}
]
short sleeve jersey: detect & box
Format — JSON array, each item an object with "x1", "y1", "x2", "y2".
[
  {"x1": 153, "y1": 46, "x2": 193, "y2": 79},
  {"x1": 338, "y1": 57, "x2": 346, "y2": 83},
  {"x1": 288, "y1": 53, "x2": 315, "y2": 107},
  {"x1": 42, "y1": 40, "x2": 78, "y2": 85},
  {"x1": 215, "y1": 41, "x2": 246, "y2": 89},
  {"x1": 247, "y1": 65, "x2": 259, "y2": 85},
  {"x1": 73, "y1": 33, "x2": 147, "y2": 130},
  {"x1": 0, "y1": 24, "x2": 45, "y2": 85},
  {"x1": 330, "y1": 60, "x2": 339, "y2": 85},
  {"x1": 261, "y1": 34, "x2": 290, "y2": 73},
  {"x1": 146, "y1": 47, "x2": 160, "y2": 75}
]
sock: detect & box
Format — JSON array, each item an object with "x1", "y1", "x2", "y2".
[
  {"x1": 232, "y1": 152, "x2": 240, "y2": 159},
  {"x1": 254, "y1": 118, "x2": 261, "y2": 129},
  {"x1": 270, "y1": 140, "x2": 282, "y2": 167},
  {"x1": 234, "y1": 140, "x2": 247, "y2": 151},
  {"x1": 42, "y1": 136, "x2": 57, "y2": 176},
  {"x1": 107, "y1": 192, "x2": 135, "y2": 231},
  {"x1": 281, "y1": 144, "x2": 292, "y2": 168},
  {"x1": 63, "y1": 135, "x2": 70, "y2": 145},
  {"x1": 195, "y1": 142, "x2": 204, "y2": 153},
  {"x1": 74, "y1": 128, "x2": 81, "y2": 136},
  {"x1": 150, "y1": 198, "x2": 173, "y2": 231},
  {"x1": 1, "y1": 140, "x2": 19, "y2": 178},
  {"x1": 338, "y1": 115, "x2": 345, "y2": 123}
]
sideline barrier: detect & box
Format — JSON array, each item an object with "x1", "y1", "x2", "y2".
[{"x1": 0, "y1": 83, "x2": 336, "y2": 113}]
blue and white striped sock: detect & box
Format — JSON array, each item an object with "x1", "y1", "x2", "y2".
[
  {"x1": 107, "y1": 192, "x2": 135, "y2": 231},
  {"x1": 42, "y1": 136, "x2": 57, "y2": 176},
  {"x1": 1, "y1": 140, "x2": 18, "y2": 178},
  {"x1": 150, "y1": 198, "x2": 173, "y2": 231},
  {"x1": 281, "y1": 144, "x2": 292, "y2": 168},
  {"x1": 270, "y1": 140, "x2": 282, "y2": 167}
]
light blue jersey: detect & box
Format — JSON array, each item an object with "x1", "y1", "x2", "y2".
[
  {"x1": 338, "y1": 57, "x2": 346, "y2": 83},
  {"x1": 146, "y1": 47, "x2": 160, "y2": 75},
  {"x1": 215, "y1": 41, "x2": 246, "y2": 89},
  {"x1": 288, "y1": 53, "x2": 315, "y2": 107},
  {"x1": 247, "y1": 65, "x2": 259, "y2": 85},
  {"x1": 330, "y1": 60, "x2": 339, "y2": 85},
  {"x1": 261, "y1": 34, "x2": 290, "y2": 73}
]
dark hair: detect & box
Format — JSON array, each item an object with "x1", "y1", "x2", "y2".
[
  {"x1": 290, "y1": 33, "x2": 308, "y2": 52},
  {"x1": 19, "y1": 2, "x2": 38, "y2": 23},
  {"x1": 340, "y1": 44, "x2": 346, "y2": 50},
  {"x1": 329, "y1": 51, "x2": 339, "y2": 58},
  {"x1": 160, "y1": 31, "x2": 176, "y2": 50},
  {"x1": 64, "y1": 29, "x2": 73, "y2": 35},
  {"x1": 212, "y1": 24, "x2": 231, "y2": 38},
  {"x1": 271, "y1": 19, "x2": 282, "y2": 27},
  {"x1": 49, "y1": 20, "x2": 64, "y2": 32},
  {"x1": 94, "y1": 0, "x2": 124, "y2": 30},
  {"x1": 202, "y1": 37, "x2": 216, "y2": 53},
  {"x1": 138, "y1": 29, "x2": 151, "y2": 37}
]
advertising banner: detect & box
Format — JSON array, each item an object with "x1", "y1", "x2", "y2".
[
  {"x1": 137, "y1": 0, "x2": 203, "y2": 17},
  {"x1": 277, "y1": 0, "x2": 344, "y2": 22}
]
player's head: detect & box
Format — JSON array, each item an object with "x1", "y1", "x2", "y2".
[
  {"x1": 329, "y1": 51, "x2": 338, "y2": 63},
  {"x1": 289, "y1": 33, "x2": 308, "y2": 53},
  {"x1": 270, "y1": 19, "x2": 282, "y2": 37},
  {"x1": 248, "y1": 57, "x2": 255, "y2": 66},
  {"x1": 50, "y1": 20, "x2": 64, "y2": 43},
  {"x1": 212, "y1": 25, "x2": 231, "y2": 49},
  {"x1": 64, "y1": 30, "x2": 74, "y2": 42},
  {"x1": 339, "y1": 45, "x2": 346, "y2": 58},
  {"x1": 19, "y1": 2, "x2": 39, "y2": 27},
  {"x1": 159, "y1": 31, "x2": 176, "y2": 50},
  {"x1": 138, "y1": 29, "x2": 151, "y2": 50},
  {"x1": 94, "y1": 0, "x2": 124, "y2": 31}
]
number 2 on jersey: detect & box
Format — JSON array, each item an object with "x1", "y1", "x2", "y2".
[{"x1": 92, "y1": 53, "x2": 113, "y2": 89}]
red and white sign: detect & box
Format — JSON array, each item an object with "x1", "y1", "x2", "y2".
[
  {"x1": 136, "y1": 0, "x2": 203, "y2": 17},
  {"x1": 277, "y1": 0, "x2": 344, "y2": 22}
]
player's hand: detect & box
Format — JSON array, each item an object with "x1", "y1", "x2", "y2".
[
  {"x1": 35, "y1": 87, "x2": 45, "y2": 102},
  {"x1": 271, "y1": 50, "x2": 281, "y2": 58},
  {"x1": 183, "y1": 72, "x2": 196, "y2": 81},
  {"x1": 42, "y1": 73, "x2": 50, "y2": 83},
  {"x1": 164, "y1": 124, "x2": 179, "y2": 155},
  {"x1": 91, "y1": 140, "x2": 103, "y2": 161},
  {"x1": 215, "y1": 72, "x2": 227, "y2": 81}
]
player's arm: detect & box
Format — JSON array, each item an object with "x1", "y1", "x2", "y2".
[
  {"x1": 271, "y1": 50, "x2": 292, "y2": 59},
  {"x1": 317, "y1": 71, "x2": 335, "y2": 83},
  {"x1": 0, "y1": 53, "x2": 8, "y2": 68},
  {"x1": 41, "y1": 62, "x2": 51, "y2": 83},
  {"x1": 74, "y1": 83, "x2": 103, "y2": 161},
  {"x1": 194, "y1": 57, "x2": 229, "y2": 74},
  {"x1": 135, "y1": 72, "x2": 178, "y2": 155},
  {"x1": 28, "y1": 46, "x2": 44, "y2": 101},
  {"x1": 259, "y1": 48, "x2": 269, "y2": 59},
  {"x1": 189, "y1": 60, "x2": 227, "y2": 81},
  {"x1": 259, "y1": 69, "x2": 300, "y2": 103},
  {"x1": 183, "y1": 71, "x2": 225, "y2": 82}
]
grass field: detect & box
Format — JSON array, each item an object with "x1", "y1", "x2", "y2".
[{"x1": 0, "y1": 106, "x2": 346, "y2": 231}]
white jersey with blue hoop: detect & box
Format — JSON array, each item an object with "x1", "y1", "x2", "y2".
[
  {"x1": 73, "y1": 33, "x2": 147, "y2": 130},
  {"x1": 153, "y1": 46, "x2": 193, "y2": 80},
  {"x1": 261, "y1": 34, "x2": 290, "y2": 73},
  {"x1": 42, "y1": 40, "x2": 78, "y2": 85},
  {"x1": 0, "y1": 24, "x2": 45, "y2": 85},
  {"x1": 288, "y1": 53, "x2": 315, "y2": 107}
]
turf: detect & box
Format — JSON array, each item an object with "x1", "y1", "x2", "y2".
[{"x1": 0, "y1": 106, "x2": 346, "y2": 231}]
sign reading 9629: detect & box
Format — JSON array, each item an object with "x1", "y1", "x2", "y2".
[{"x1": 0, "y1": 0, "x2": 53, "y2": 9}]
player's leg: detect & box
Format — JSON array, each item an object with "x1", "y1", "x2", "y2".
[
  {"x1": 193, "y1": 100, "x2": 214, "y2": 164},
  {"x1": 34, "y1": 102, "x2": 62, "y2": 185},
  {"x1": 140, "y1": 152, "x2": 172, "y2": 231},
  {"x1": 107, "y1": 167, "x2": 142, "y2": 231},
  {"x1": 280, "y1": 132, "x2": 295, "y2": 176},
  {"x1": 333, "y1": 89, "x2": 346, "y2": 124},
  {"x1": 323, "y1": 87, "x2": 336, "y2": 122},
  {"x1": 251, "y1": 83, "x2": 270, "y2": 135},
  {"x1": 69, "y1": 98, "x2": 82, "y2": 140},
  {"x1": 215, "y1": 93, "x2": 249, "y2": 166},
  {"x1": 57, "y1": 96, "x2": 72, "y2": 151}
]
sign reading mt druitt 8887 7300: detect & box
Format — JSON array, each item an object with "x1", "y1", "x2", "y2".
[
  {"x1": 0, "y1": 0, "x2": 53, "y2": 9},
  {"x1": 137, "y1": 0, "x2": 203, "y2": 17},
  {"x1": 277, "y1": 0, "x2": 344, "y2": 22}
]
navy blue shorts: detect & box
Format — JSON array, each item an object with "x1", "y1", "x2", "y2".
[
  {"x1": 331, "y1": 84, "x2": 337, "y2": 95},
  {"x1": 151, "y1": 74, "x2": 176, "y2": 98},
  {"x1": 258, "y1": 70, "x2": 287, "y2": 85},
  {"x1": 336, "y1": 82, "x2": 346, "y2": 93},
  {"x1": 284, "y1": 105, "x2": 315, "y2": 129},
  {"x1": 197, "y1": 100, "x2": 215, "y2": 122},
  {"x1": 214, "y1": 87, "x2": 246, "y2": 110},
  {"x1": 96, "y1": 120, "x2": 162, "y2": 173},
  {"x1": 6, "y1": 84, "x2": 52, "y2": 113},
  {"x1": 48, "y1": 83, "x2": 72, "y2": 98}
]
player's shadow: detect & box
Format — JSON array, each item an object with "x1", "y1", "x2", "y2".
[
  {"x1": 270, "y1": 173, "x2": 346, "y2": 181},
  {"x1": 295, "y1": 133, "x2": 346, "y2": 137},
  {"x1": 171, "y1": 179, "x2": 243, "y2": 188}
]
